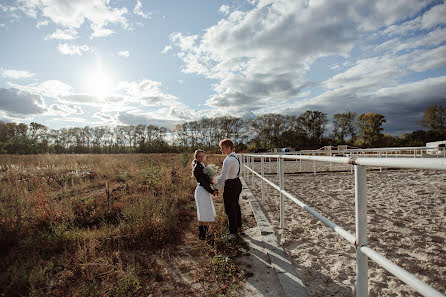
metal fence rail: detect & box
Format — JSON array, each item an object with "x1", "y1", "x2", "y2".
[
  {"x1": 240, "y1": 153, "x2": 446, "y2": 297},
  {"x1": 267, "y1": 146, "x2": 446, "y2": 158}
]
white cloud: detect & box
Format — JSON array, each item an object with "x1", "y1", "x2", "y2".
[
  {"x1": 36, "y1": 20, "x2": 48, "y2": 28},
  {"x1": 117, "y1": 50, "x2": 130, "y2": 58},
  {"x1": 0, "y1": 87, "x2": 46, "y2": 115},
  {"x1": 15, "y1": 0, "x2": 38, "y2": 18},
  {"x1": 14, "y1": 0, "x2": 128, "y2": 39},
  {"x1": 45, "y1": 28, "x2": 78, "y2": 40},
  {"x1": 161, "y1": 45, "x2": 172, "y2": 53},
  {"x1": 421, "y1": 2, "x2": 446, "y2": 29},
  {"x1": 116, "y1": 79, "x2": 178, "y2": 106},
  {"x1": 133, "y1": 0, "x2": 151, "y2": 19},
  {"x1": 89, "y1": 24, "x2": 114, "y2": 38},
  {"x1": 9, "y1": 80, "x2": 72, "y2": 98},
  {"x1": 219, "y1": 5, "x2": 230, "y2": 15},
  {"x1": 49, "y1": 104, "x2": 83, "y2": 116},
  {"x1": 1, "y1": 68, "x2": 35, "y2": 79},
  {"x1": 116, "y1": 111, "x2": 183, "y2": 129},
  {"x1": 59, "y1": 94, "x2": 105, "y2": 105},
  {"x1": 57, "y1": 43, "x2": 90, "y2": 55},
  {"x1": 93, "y1": 111, "x2": 117, "y2": 123},
  {"x1": 165, "y1": 0, "x2": 445, "y2": 127}
]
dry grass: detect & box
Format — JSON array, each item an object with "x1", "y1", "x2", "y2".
[{"x1": 0, "y1": 153, "x2": 247, "y2": 297}]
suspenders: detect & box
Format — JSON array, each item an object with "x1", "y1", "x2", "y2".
[{"x1": 230, "y1": 154, "x2": 240, "y2": 178}]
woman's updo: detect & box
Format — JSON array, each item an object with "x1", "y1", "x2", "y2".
[{"x1": 191, "y1": 149, "x2": 205, "y2": 172}]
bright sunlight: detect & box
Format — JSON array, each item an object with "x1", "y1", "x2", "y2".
[{"x1": 84, "y1": 57, "x2": 114, "y2": 98}]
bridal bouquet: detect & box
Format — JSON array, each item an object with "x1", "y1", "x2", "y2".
[{"x1": 203, "y1": 164, "x2": 219, "y2": 182}]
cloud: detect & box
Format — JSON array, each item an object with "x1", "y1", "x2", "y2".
[
  {"x1": 49, "y1": 104, "x2": 83, "y2": 116},
  {"x1": 286, "y1": 76, "x2": 446, "y2": 134},
  {"x1": 10, "y1": 80, "x2": 72, "y2": 98},
  {"x1": 133, "y1": 0, "x2": 151, "y2": 19},
  {"x1": 57, "y1": 43, "x2": 90, "y2": 55},
  {"x1": 164, "y1": 0, "x2": 445, "y2": 133},
  {"x1": 168, "y1": 0, "x2": 365, "y2": 110},
  {"x1": 13, "y1": 0, "x2": 128, "y2": 39},
  {"x1": 116, "y1": 79, "x2": 178, "y2": 106},
  {"x1": 0, "y1": 87, "x2": 46, "y2": 115},
  {"x1": 45, "y1": 28, "x2": 78, "y2": 40},
  {"x1": 116, "y1": 111, "x2": 180, "y2": 129},
  {"x1": 93, "y1": 112, "x2": 116, "y2": 122},
  {"x1": 117, "y1": 50, "x2": 130, "y2": 58},
  {"x1": 161, "y1": 45, "x2": 172, "y2": 53},
  {"x1": 1, "y1": 68, "x2": 35, "y2": 79},
  {"x1": 421, "y1": 1, "x2": 446, "y2": 29},
  {"x1": 219, "y1": 5, "x2": 230, "y2": 15},
  {"x1": 59, "y1": 94, "x2": 104, "y2": 105},
  {"x1": 36, "y1": 19, "x2": 48, "y2": 28}
]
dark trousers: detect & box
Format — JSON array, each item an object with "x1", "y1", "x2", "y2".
[{"x1": 223, "y1": 178, "x2": 242, "y2": 234}]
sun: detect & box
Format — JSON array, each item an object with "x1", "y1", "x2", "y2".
[{"x1": 84, "y1": 58, "x2": 114, "y2": 98}]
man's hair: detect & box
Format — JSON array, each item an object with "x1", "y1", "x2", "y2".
[{"x1": 219, "y1": 138, "x2": 234, "y2": 150}]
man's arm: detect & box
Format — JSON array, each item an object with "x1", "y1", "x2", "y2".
[{"x1": 215, "y1": 158, "x2": 230, "y2": 190}]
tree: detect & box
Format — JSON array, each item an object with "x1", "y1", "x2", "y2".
[
  {"x1": 357, "y1": 113, "x2": 386, "y2": 147},
  {"x1": 417, "y1": 105, "x2": 446, "y2": 132},
  {"x1": 297, "y1": 111, "x2": 328, "y2": 148},
  {"x1": 333, "y1": 112, "x2": 357, "y2": 143}
]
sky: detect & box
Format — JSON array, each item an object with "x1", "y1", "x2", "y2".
[{"x1": 0, "y1": 0, "x2": 445, "y2": 135}]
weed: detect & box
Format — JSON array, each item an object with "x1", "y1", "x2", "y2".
[
  {"x1": 0, "y1": 153, "x2": 243, "y2": 297},
  {"x1": 181, "y1": 152, "x2": 190, "y2": 168}
]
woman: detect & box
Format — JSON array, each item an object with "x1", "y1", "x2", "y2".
[{"x1": 192, "y1": 149, "x2": 217, "y2": 240}]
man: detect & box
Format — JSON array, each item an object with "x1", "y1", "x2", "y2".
[{"x1": 214, "y1": 138, "x2": 242, "y2": 239}]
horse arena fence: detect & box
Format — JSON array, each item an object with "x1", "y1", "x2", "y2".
[{"x1": 239, "y1": 147, "x2": 446, "y2": 297}]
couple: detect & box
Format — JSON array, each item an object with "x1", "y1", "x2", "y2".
[{"x1": 192, "y1": 139, "x2": 243, "y2": 240}]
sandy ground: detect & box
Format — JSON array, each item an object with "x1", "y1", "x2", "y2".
[{"x1": 247, "y1": 167, "x2": 446, "y2": 297}]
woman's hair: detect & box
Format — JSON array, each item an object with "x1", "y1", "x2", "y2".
[{"x1": 191, "y1": 149, "x2": 205, "y2": 173}]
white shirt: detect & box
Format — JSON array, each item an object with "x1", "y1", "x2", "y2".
[{"x1": 215, "y1": 152, "x2": 240, "y2": 190}]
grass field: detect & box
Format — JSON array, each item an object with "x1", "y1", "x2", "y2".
[{"x1": 0, "y1": 153, "x2": 246, "y2": 296}]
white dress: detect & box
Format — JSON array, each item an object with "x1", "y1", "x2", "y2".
[
  {"x1": 194, "y1": 162, "x2": 216, "y2": 222},
  {"x1": 194, "y1": 186, "x2": 216, "y2": 222}
]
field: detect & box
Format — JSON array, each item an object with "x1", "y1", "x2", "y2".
[
  {"x1": 247, "y1": 161, "x2": 446, "y2": 296},
  {"x1": 0, "y1": 153, "x2": 247, "y2": 297}
]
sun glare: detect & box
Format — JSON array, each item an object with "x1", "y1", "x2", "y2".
[{"x1": 84, "y1": 57, "x2": 114, "y2": 98}]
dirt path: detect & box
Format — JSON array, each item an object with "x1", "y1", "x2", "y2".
[{"x1": 234, "y1": 192, "x2": 286, "y2": 297}]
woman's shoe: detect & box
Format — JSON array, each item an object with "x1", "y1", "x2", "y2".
[{"x1": 198, "y1": 226, "x2": 205, "y2": 240}]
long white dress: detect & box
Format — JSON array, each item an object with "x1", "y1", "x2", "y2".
[
  {"x1": 194, "y1": 162, "x2": 216, "y2": 222},
  {"x1": 194, "y1": 185, "x2": 216, "y2": 222}
]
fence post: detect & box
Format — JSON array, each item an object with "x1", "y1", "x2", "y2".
[
  {"x1": 269, "y1": 156, "x2": 272, "y2": 174},
  {"x1": 251, "y1": 156, "x2": 255, "y2": 188},
  {"x1": 261, "y1": 156, "x2": 265, "y2": 204},
  {"x1": 279, "y1": 156, "x2": 285, "y2": 228},
  {"x1": 241, "y1": 154, "x2": 244, "y2": 178},
  {"x1": 277, "y1": 157, "x2": 280, "y2": 177},
  {"x1": 244, "y1": 155, "x2": 247, "y2": 178},
  {"x1": 246, "y1": 155, "x2": 249, "y2": 181},
  {"x1": 355, "y1": 165, "x2": 368, "y2": 297}
]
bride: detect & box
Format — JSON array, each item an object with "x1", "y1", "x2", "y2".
[{"x1": 192, "y1": 149, "x2": 217, "y2": 240}]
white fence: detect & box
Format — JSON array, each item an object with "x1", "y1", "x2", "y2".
[
  {"x1": 269, "y1": 146, "x2": 446, "y2": 158},
  {"x1": 240, "y1": 153, "x2": 446, "y2": 297}
]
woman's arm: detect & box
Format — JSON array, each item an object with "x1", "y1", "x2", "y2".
[{"x1": 194, "y1": 164, "x2": 214, "y2": 194}]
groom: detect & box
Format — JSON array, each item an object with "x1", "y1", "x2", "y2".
[{"x1": 214, "y1": 139, "x2": 242, "y2": 238}]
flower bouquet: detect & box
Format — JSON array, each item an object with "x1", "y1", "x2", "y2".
[{"x1": 203, "y1": 164, "x2": 219, "y2": 184}]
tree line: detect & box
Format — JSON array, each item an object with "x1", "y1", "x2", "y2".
[{"x1": 0, "y1": 105, "x2": 444, "y2": 154}]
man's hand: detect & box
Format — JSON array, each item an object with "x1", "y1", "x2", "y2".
[{"x1": 213, "y1": 190, "x2": 218, "y2": 196}]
